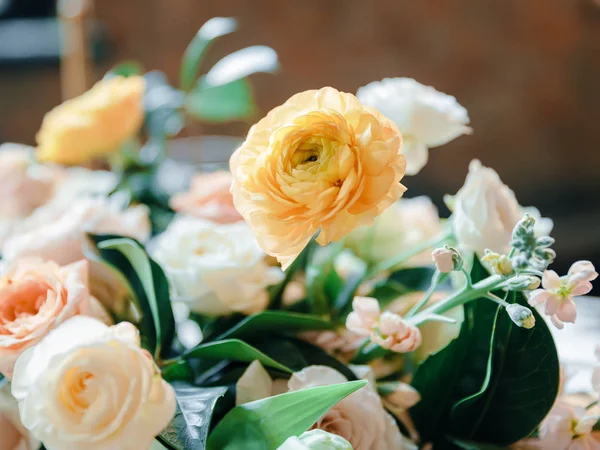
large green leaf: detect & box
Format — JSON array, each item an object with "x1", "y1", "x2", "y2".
[
  {"x1": 183, "y1": 339, "x2": 293, "y2": 374},
  {"x1": 93, "y1": 236, "x2": 175, "y2": 359},
  {"x1": 185, "y1": 78, "x2": 255, "y2": 123},
  {"x1": 410, "y1": 258, "x2": 559, "y2": 447},
  {"x1": 449, "y1": 292, "x2": 559, "y2": 445},
  {"x1": 410, "y1": 304, "x2": 473, "y2": 444},
  {"x1": 206, "y1": 381, "x2": 367, "y2": 450},
  {"x1": 215, "y1": 312, "x2": 332, "y2": 341},
  {"x1": 180, "y1": 17, "x2": 237, "y2": 91},
  {"x1": 158, "y1": 383, "x2": 227, "y2": 450}
]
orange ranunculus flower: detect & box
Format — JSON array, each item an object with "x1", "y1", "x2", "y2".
[
  {"x1": 229, "y1": 87, "x2": 406, "y2": 269},
  {"x1": 36, "y1": 76, "x2": 145, "y2": 165}
]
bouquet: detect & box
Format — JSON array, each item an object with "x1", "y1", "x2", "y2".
[{"x1": 0, "y1": 17, "x2": 598, "y2": 450}]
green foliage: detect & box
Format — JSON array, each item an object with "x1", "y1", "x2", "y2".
[
  {"x1": 90, "y1": 235, "x2": 175, "y2": 359},
  {"x1": 214, "y1": 312, "x2": 332, "y2": 341},
  {"x1": 206, "y1": 381, "x2": 367, "y2": 450},
  {"x1": 306, "y1": 241, "x2": 345, "y2": 315},
  {"x1": 158, "y1": 383, "x2": 227, "y2": 450},
  {"x1": 183, "y1": 339, "x2": 293, "y2": 374},
  {"x1": 409, "y1": 258, "x2": 559, "y2": 447},
  {"x1": 180, "y1": 17, "x2": 237, "y2": 91},
  {"x1": 185, "y1": 78, "x2": 255, "y2": 122},
  {"x1": 105, "y1": 61, "x2": 144, "y2": 78}
]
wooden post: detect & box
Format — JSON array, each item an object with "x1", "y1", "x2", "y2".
[{"x1": 58, "y1": 0, "x2": 93, "y2": 101}]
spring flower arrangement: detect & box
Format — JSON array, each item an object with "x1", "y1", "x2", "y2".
[{"x1": 0, "y1": 17, "x2": 598, "y2": 450}]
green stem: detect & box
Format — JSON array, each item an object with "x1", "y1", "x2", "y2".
[
  {"x1": 461, "y1": 266, "x2": 473, "y2": 288},
  {"x1": 408, "y1": 274, "x2": 504, "y2": 327},
  {"x1": 366, "y1": 230, "x2": 452, "y2": 279},
  {"x1": 406, "y1": 271, "x2": 447, "y2": 317},
  {"x1": 484, "y1": 293, "x2": 510, "y2": 308}
]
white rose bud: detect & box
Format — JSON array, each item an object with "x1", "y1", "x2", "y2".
[
  {"x1": 505, "y1": 304, "x2": 536, "y2": 329},
  {"x1": 432, "y1": 246, "x2": 461, "y2": 273},
  {"x1": 278, "y1": 430, "x2": 354, "y2": 450},
  {"x1": 11, "y1": 316, "x2": 176, "y2": 450}
]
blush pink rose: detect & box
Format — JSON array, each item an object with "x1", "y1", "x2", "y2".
[
  {"x1": 0, "y1": 259, "x2": 108, "y2": 378},
  {"x1": 170, "y1": 171, "x2": 242, "y2": 224}
]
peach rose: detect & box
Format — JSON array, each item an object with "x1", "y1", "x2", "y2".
[
  {"x1": 36, "y1": 76, "x2": 145, "y2": 165},
  {"x1": 170, "y1": 171, "x2": 242, "y2": 223},
  {"x1": 0, "y1": 384, "x2": 39, "y2": 450},
  {"x1": 230, "y1": 87, "x2": 406, "y2": 269},
  {"x1": 2, "y1": 196, "x2": 150, "y2": 266},
  {"x1": 11, "y1": 317, "x2": 175, "y2": 450},
  {"x1": 0, "y1": 259, "x2": 108, "y2": 379}
]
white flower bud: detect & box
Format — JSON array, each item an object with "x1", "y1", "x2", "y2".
[
  {"x1": 506, "y1": 304, "x2": 536, "y2": 329},
  {"x1": 432, "y1": 246, "x2": 462, "y2": 273},
  {"x1": 482, "y1": 250, "x2": 513, "y2": 275},
  {"x1": 278, "y1": 430, "x2": 354, "y2": 450},
  {"x1": 499, "y1": 275, "x2": 540, "y2": 291}
]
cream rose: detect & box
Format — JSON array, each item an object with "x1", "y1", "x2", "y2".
[
  {"x1": 48, "y1": 167, "x2": 118, "y2": 209},
  {"x1": 344, "y1": 196, "x2": 441, "y2": 267},
  {"x1": 151, "y1": 216, "x2": 284, "y2": 316},
  {"x1": 0, "y1": 384, "x2": 39, "y2": 450},
  {"x1": 448, "y1": 160, "x2": 552, "y2": 255},
  {"x1": 230, "y1": 87, "x2": 406, "y2": 269},
  {"x1": 2, "y1": 196, "x2": 150, "y2": 266},
  {"x1": 11, "y1": 316, "x2": 175, "y2": 450},
  {"x1": 278, "y1": 430, "x2": 353, "y2": 450},
  {"x1": 0, "y1": 259, "x2": 108, "y2": 379},
  {"x1": 170, "y1": 170, "x2": 242, "y2": 223},
  {"x1": 0, "y1": 144, "x2": 55, "y2": 249},
  {"x1": 357, "y1": 78, "x2": 471, "y2": 175}
]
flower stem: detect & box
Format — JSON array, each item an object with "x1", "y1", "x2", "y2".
[
  {"x1": 406, "y1": 271, "x2": 447, "y2": 317},
  {"x1": 407, "y1": 274, "x2": 504, "y2": 327},
  {"x1": 366, "y1": 230, "x2": 453, "y2": 278}
]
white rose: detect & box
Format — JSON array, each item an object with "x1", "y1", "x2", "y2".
[
  {"x1": 278, "y1": 430, "x2": 353, "y2": 450},
  {"x1": 448, "y1": 160, "x2": 552, "y2": 255},
  {"x1": 0, "y1": 144, "x2": 55, "y2": 249},
  {"x1": 288, "y1": 366, "x2": 412, "y2": 450},
  {"x1": 0, "y1": 384, "x2": 39, "y2": 450},
  {"x1": 3, "y1": 196, "x2": 151, "y2": 266},
  {"x1": 11, "y1": 316, "x2": 175, "y2": 450},
  {"x1": 48, "y1": 167, "x2": 118, "y2": 209},
  {"x1": 151, "y1": 216, "x2": 284, "y2": 316},
  {"x1": 357, "y1": 78, "x2": 471, "y2": 175},
  {"x1": 344, "y1": 196, "x2": 441, "y2": 267}
]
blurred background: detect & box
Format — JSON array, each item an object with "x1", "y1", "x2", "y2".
[{"x1": 0, "y1": 0, "x2": 599, "y2": 281}]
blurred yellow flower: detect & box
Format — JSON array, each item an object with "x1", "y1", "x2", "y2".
[
  {"x1": 230, "y1": 87, "x2": 406, "y2": 269},
  {"x1": 36, "y1": 76, "x2": 145, "y2": 165}
]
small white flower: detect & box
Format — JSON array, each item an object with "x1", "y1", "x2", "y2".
[
  {"x1": 151, "y1": 216, "x2": 284, "y2": 316},
  {"x1": 357, "y1": 78, "x2": 471, "y2": 175},
  {"x1": 528, "y1": 261, "x2": 598, "y2": 329},
  {"x1": 505, "y1": 304, "x2": 536, "y2": 329}
]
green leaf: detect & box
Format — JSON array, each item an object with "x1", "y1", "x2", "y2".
[
  {"x1": 388, "y1": 266, "x2": 438, "y2": 291},
  {"x1": 215, "y1": 312, "x2": 332, "y2": 341},
  {"x1": 162, "y1": 360, "x2": 194, "y2": 383},
  {"x1": 449, "y1": 292, "x2": 559, "y2": 445},
  {"x1": 204, "y1": 46, "x2": 278, "y2": 86},
  {"x1": 306, "y1": 241, "x2": 344, "y2": 315},
  {"x1": 251, "y1": 337, "x2": 358, "y2": 382},
  {"x1": 206, "y1": 381, "x2": 367, "y2": 450},
  {"x1": 180, "y1": 17, "x2": 237, "y2": 91},
  {"x1": 410, "y1": 258, "x2": 559, "y2": 447},
  {"x1": 105, "y1": 61, "x2": 144, "y2": 78},
  {"x1": 183, "y1": 339, "x2": 293, "y2": 374},
  {"x1": 0, "y1": 373, "x2": 6, "y2": 389},
  {"x1": 95, "y1": 237, "x2": 175, "y2": 359},
  {"x1": 449, "y1": 437, "x2": 507, "y2": 450},
  {"x1": 185, "y1": 78, "x2": 255, "y2": 122},
  {"x1": 143, "y1": 71, "x2": 186, "y2": 139},
  {"x1": 158, "y1": 383, "x2": 227, "y2": 450}
]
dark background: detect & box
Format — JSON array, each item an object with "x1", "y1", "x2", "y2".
[{"x1": 1, "y1": 0, "x2": 599, "y2": 282}]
